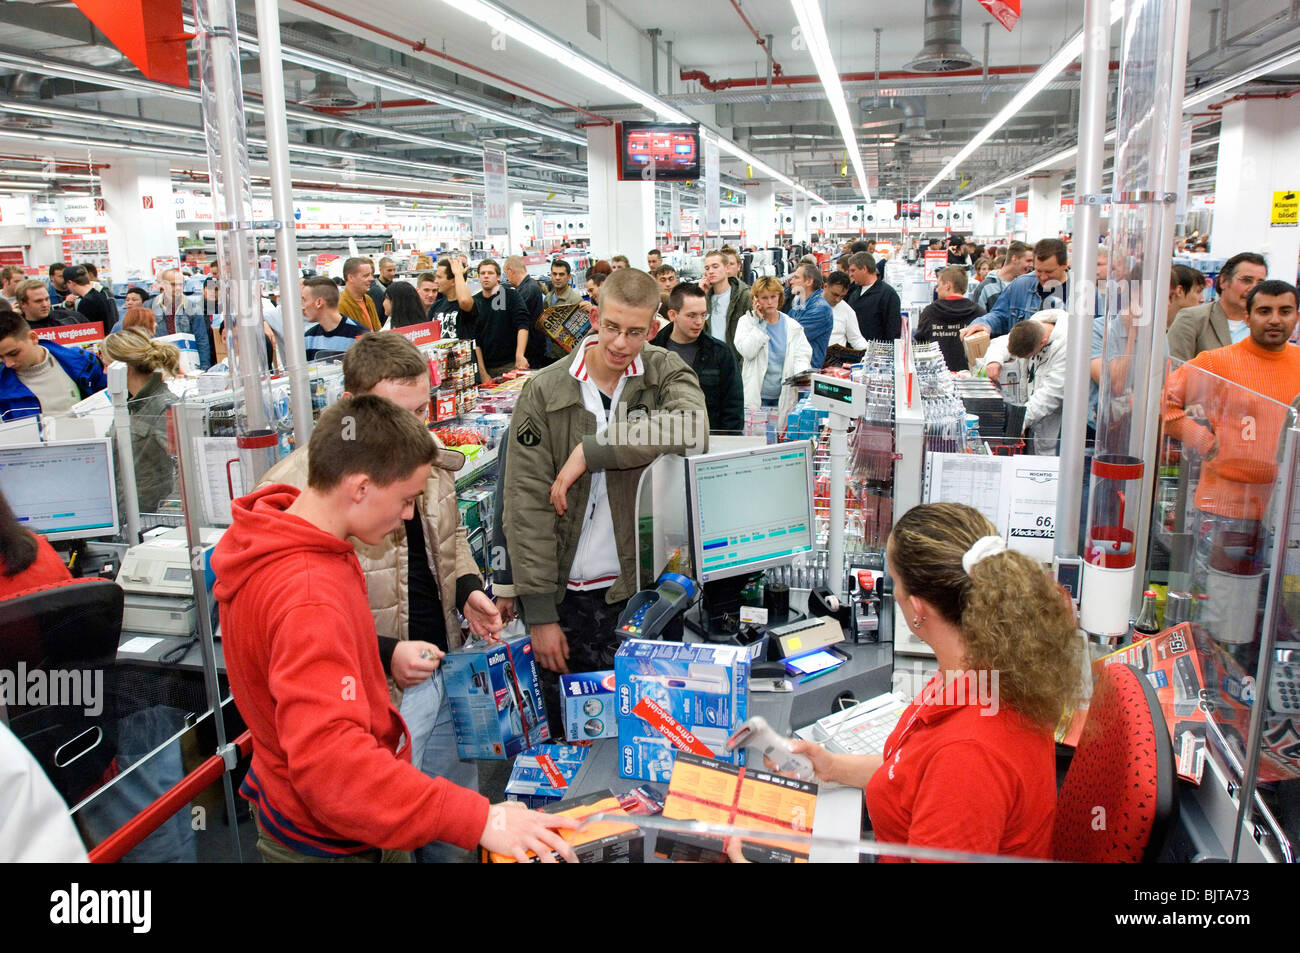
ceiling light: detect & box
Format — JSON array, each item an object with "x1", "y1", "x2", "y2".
[
  {"x1": 915, "y1": 3, "x2": 1124, "y2": 200},
  {"x1": 789, "y1": 0, "x2": 870, "y2": 201}
]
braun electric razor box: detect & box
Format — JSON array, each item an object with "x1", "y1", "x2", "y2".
[
  {"x1": 614, "y1": 639, "x2": 749, "y2": 782},
  {"x1": 443, "y1": 633, "x2": 549, "y2": 759}
]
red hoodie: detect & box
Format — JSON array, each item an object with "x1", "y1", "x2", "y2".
[{"x1": 212, "y1": 484, "x2": 489, "y2": 855}]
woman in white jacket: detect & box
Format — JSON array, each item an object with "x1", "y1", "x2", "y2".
[{"x1": 735, "y1": 275, "x2": 813, "y2": 429}]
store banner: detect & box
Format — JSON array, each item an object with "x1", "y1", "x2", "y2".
[
  {"x1": 34, "y1": 322, "x2": 105, "y2": 347},
  {"x1": 978, "y1": 0, "x2": 1021, "y2": 31},
  {"x1": 1176, "y1": 122, "x2": 1193, "y2": 225},
  {"x1": 471, "y1": 193, "x2": 487, "y2": 242},
  {"x1": 393, "y1": 320, "x2": 442, "y2": 347},
  {"x1": 483, "y1": 148, "x2": 509, "y2": 236},
  {"x1": 704, "y1": 136, "x2": 720, "y2": 234}
]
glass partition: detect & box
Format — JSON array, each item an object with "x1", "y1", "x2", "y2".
[{"x1": 1146, "y1": 357, "x2": 1299, "y2": 861}]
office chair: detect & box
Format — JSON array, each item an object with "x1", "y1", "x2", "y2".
[
  {"x1": 0, "y1": 578, "x2": 124, "y2": 805},
  {"x1": 1051, "y1": 662, "x2": 1179, "y2": 862}
]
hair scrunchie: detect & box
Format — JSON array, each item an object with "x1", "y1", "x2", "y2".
[{"x1": 962, "y1": 535, "x2": 1007, "y2": 575}]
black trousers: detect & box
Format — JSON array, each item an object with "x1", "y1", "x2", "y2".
[{"x1": 538, "y1": 588, "x2": 629, "y2": 736}]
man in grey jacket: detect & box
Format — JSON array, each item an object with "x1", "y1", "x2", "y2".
[
  {"x1": 503, "y1": 268, "x2": 708, "y2": 726},
  {"x1": 702, "y1": 249, "x2": 752, "y2": 361},
  {"x1": 1167, "y1": 251, "x2": 1267, "y2": 362}
]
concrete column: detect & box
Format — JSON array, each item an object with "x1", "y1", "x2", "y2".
[
  {"x1": 793, "y1": 193, "x2": 810, "y2": 243},
  {"x1": 586, "y1": 125, "x2": 654, "y2": 263},
  {"x1": 508, "y1": 197, "x2": 527, "y2": 255},
  {"x1": 1026, "y1": 173, "x2": 1063, "y2": 242},
  {"x1": 747, "y1": 181, "x2": 775, "y2": 247},
  {"x1": 1211, "y1": 96, "x2": 1300, "y2": 280},
  {"x1": 973, "y1": 196, "x2": 997, "y2": 238},
  {"x1": 98, "y1": 157, "x2": 179, "y2": 280}
]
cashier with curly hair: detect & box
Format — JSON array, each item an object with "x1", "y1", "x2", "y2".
[{"x1": 784, "y1": 502, "x2": 1080, "y2": 861}]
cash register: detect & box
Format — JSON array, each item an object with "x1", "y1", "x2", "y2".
[{"x1": 116, "y1": 526, "x2": 224, "y2": 635}]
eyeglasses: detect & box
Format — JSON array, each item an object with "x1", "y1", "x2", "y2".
[{"x1": 599, "y1": 322, "x2": 648, "y2": 341}]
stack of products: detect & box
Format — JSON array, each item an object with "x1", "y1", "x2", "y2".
[
  {"x1": 504, "y1": 744, "x2": 591, "y2": 808},
  {"x1": 614, "y1": 640, "x2": 750, "y2": 782},
  {"x1": 913, "y1": 342, "x2": 965, "y2": 453},
  {"x1": 655, "y1": 751, "x2": 818, "y2": 863},
  {"x1": 560, "y1": 670, "x2": 617, "y2": 740},
  {"x1": 425, "y1": 339, "x2": 478, "y2": 421},
  {"x1": 952, "y1": 377, "x2": 1008, "y2": 437},
  {"x1": 484, "y1": 790, "x2": 643, "y2": 863}
]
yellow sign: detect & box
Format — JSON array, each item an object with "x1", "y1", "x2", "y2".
[{"x1": 1272, "y1": 190, "x2": 1299, "y2": 227}]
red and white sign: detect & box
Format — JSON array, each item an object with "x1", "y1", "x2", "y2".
[
  {"x1": 979, "y1": 0, "x2": 1021, "y2": 31},
  {"x1": 33, "y1": 322, "x2": 106, "y2": 347},
  {"x1": 394, "y1": 320, "x2": 442, "y2": 347},
  {"x1": 924, "y1": 249, "x2": 948, "y2": 281},
  {"x1": 142, "y1": 195, "x2": 154, "y2": 210}
]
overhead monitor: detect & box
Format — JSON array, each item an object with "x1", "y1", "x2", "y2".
[
  {"x1": 0, "y1": 439, "x2": 120, "y2": 542},
  {"x1": 686, "y1": 440, "x2": 816, "y2": 584},
  {"x1": 618, "y1": 122, "x2": 701, "y2": 182}
]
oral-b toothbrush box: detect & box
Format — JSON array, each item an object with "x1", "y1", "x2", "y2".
[
  {"x1": 442, "y1": 633, "x2": 549, "y2": 759},
  {"x1": 560, "y1": 671, "x2": 618, "y2": 741},
  {"x1": 504, "y1": 744, "x2": 591, "y2": 808},
  {"x1": 614, "y1": 640, "x2": 750, "y2": 782}
]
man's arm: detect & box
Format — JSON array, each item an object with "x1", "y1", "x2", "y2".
[
  {"x1": 718, "y1": 349, "x2": 746, "y2": 433},
  {"x1": 975, "y1": 279, "x2": 1017, "y2": 337},
  {"x1": 270, "y1": 603, "x2": 491, "y2": 850},
  {"x1": 502, "y1": 382, "x2": 563, "y2": 624},
  {"x1": 1024, "y1": 349, "x2": 1067, "y2": 429},
  {"x1": 451, "y1": 258, "x2": 474, "y2": 313},
  {"x1": 584, "y1": 352, "x2": 710, "y2": 473},
  {"x1": 884, "y1": 286, "x2": 902, "y2": 340},
  {"x1": 1161, "y1": 360, "x2": 1217, "y2": 456},
  {"x1": 843, "y1": 305, "x2": 869, "y2": 349}
]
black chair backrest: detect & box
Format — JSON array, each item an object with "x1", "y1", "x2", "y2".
[{"x1": 0, "y1": 578, "x2": 124, "y2": 804}]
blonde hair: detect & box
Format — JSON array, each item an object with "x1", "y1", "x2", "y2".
[
  {"x1": 103, "y1": 328, "x2": 182, "y2": 378},
  {"x1": 890, "y1": 503, "x2": 1080, "y2": 728},
  {"x1": 751, "y1": 275, "x2": 785, "y2": 310}
]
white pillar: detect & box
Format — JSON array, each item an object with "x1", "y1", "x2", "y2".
[
  {"x1": 1211, "y1": 97, "x2": 1300, "y2": 279},
  {"x1": 1026, "y1": 173, "x2": 1064, "y2": 242},
  {"x1": 99, "y1": 157, "x2": 179, "y2": 280},
  {"x1": 793, "y1": 193, "x2": 810, "y2": 244},
  {"x1": 748, "y1": 181, "x2": 775, "y2": 247},
  {"x1": 973, "y1": 196, "x2": 997, "y2": 238},
  {"x1": 586, "y1": 125, "x2": 654, "y2": 264},
  {"x1": 508, "y1": 198, "x2": 527, "y2": 256}
]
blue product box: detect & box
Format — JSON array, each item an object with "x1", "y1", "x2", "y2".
[
  {"x1": 442, "y1": 634, "x2": 549, "y2": 759},
  {"x1": 614, "y1": 640, "x2": 750, "y2": 782},
  {"x1": 560, "y1": 670, "x2": 617, "y2": 741},
  {"x1": 504, "y1": 744, "x2": 591, "y2": 808}
]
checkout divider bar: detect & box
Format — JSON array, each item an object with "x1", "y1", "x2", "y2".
[
  {"x1": 580, "y1": 812, "x2": 1051, "y2": 863},
  {"x1": 89, "y1": 730, "x2": 253, "y2": 863}
]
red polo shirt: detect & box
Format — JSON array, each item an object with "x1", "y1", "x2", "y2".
[{"x1": 865, "y1": 672, "x2": 1057, "y2": 862}]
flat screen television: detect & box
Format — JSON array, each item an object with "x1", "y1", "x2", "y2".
[{"x1": 618, "y1": 122, "x2": 701, "y2": 182}]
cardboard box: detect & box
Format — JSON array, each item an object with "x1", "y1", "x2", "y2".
[
  {"x1": 962, "y1": 328, "x2": 990, "y2": 368},
  {"x1": 504, "y1": 744, "x2": 590, "y2": 808},
  {"x1": 442, "y1": 633, "x2": 549, "y2": 759},
  {"x1": 560, "y1": 670, "x2": 617, "y2": 741},
  {"x1": 484, "y1": 790, "x2": 643, "y2": 863},
  {"x1": 614, "y1": 639, "x2": 749, "y2": 782},
  {"x1": 654, "y1": 752, "x2": 818, "y2": 863}
]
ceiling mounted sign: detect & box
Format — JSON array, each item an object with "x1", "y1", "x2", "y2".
[
  {"x1": 978, "y1": 0, "x2": 1022, "y2": 32},
  {"x1": 71, "y1": 0, "x2": 192, "y2": 87}
]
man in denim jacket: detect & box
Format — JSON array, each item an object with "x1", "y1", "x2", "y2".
[{"x1": 962, "y1": 238, "x2": 1070, "y2": 340}]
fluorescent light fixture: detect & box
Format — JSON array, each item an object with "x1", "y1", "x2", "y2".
[
  {"x1": 967, "y1": 146, "x2": 1079, "y2": 198},
  {"x1": 0, "y1": 184, "x2": 49, "y2": 193},
  {"x1": 915, "y1": 3, "x2": 1124, "y2": 201},
  {"x1": 789, "y1": 0, "x2": 869, "y2": 202},
  {"x1": 1183, "y1": 42, "x2": 1300, "y2": 108},
  {"x1": 440, "y1": 0, "x2": 690, "y2": 124},
  {"x1": 0, "y1": 167, "x2": 99, "y2": 182}
]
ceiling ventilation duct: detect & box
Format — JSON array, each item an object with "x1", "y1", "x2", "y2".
[
  {"x1": 1, "y1": 73, "x2": 52, "y2": 129},
  {"x1": 904, "y1": 0, "x2": 978, "y2": 73},
  {"x1": 299, "y1": 71, "x2": 362, "y2": 108}
]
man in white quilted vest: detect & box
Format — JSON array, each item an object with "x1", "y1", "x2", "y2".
[{"x1": 259, "y1": 331, "x2": 499, "y2": 862}]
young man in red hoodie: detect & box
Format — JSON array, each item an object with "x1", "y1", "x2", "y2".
[{"x1": 213, "y1": 395, "x2": 576, "y2": 862}]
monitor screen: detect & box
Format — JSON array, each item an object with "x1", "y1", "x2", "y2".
[
  {"x1": 0, "y1": 439, "x2": 119, "y2": 542},
  {"x1": 687, "y1": 441, "x2": 816, "y2": 583},
  {"x1": 618, "y1": 122, "x2": 701, "y2": 182}
]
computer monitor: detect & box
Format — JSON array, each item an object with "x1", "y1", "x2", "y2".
[
  {"x1": 686, "y1": 440, "x2": 816, "y2": 585},
  {"x1": 0, "y1": 439, "x2": 120, "y2": 542}
]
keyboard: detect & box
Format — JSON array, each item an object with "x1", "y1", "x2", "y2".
[{"x1": 800, "y1": 693, "x2": 909, "y2": 756}]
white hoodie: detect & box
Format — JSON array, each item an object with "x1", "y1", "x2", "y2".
[{"x1": 986, "y1": 308, "x2": 1069, "y2": 455}]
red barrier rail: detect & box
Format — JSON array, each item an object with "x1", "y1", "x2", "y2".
[{"x1": 89, "y1": 730, "x2": 253, "y2": 864}]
